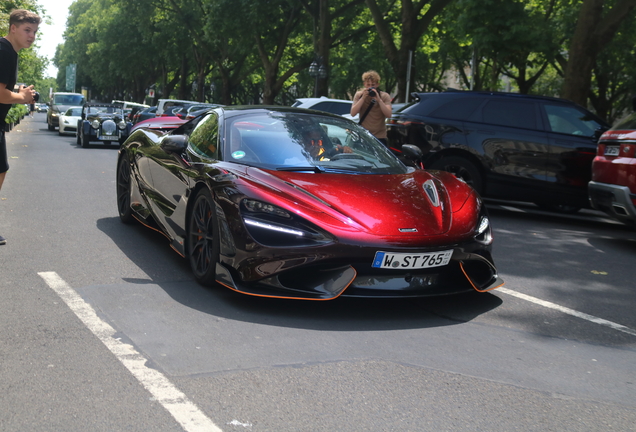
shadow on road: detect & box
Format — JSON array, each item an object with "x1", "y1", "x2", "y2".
[{"x1": 96, "y1": 216, "x2": 503, "y2": 332}]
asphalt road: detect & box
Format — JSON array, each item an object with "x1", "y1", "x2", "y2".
[{"x1": 1, "y1": 114, "x2": 635, "y2": 431}]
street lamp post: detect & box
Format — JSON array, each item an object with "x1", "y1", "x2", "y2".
[{"x1": 308, "y1": 56, "x2": 327, "y2": 97}]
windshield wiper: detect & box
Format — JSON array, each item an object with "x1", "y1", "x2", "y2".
[{"x1": 276, "y1": 166, "x2": 325, "y2": 173}]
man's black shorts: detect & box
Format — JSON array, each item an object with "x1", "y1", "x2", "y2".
[{"x1": 0, "y1": 130, "x2": 8, "y2": 173}]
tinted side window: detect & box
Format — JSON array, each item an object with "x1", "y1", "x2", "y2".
[
  {"x1": 429, "y1": 98, "x2": 483, "y2": 121},
  {"x1": 481, "y1": 100, "x2": 537, "y2": 129},
  {"x1": 543, "y1": 104, "x2": 602, "y2": 137},
  {"x1": 329, "y1": 102, "x2": 352, "y2": 116},
  {"x1": 189, "y1": 113, "x2": 219, "y2": 159}
]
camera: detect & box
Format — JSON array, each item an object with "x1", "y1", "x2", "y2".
[
  {"x1": 33, "y1": 91, "x2": 40, "y2": 102},
  {"x1": 367, "y1": 87, "x2": 377, "y2": 96}
]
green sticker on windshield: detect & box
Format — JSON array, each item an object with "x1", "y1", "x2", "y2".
[{"x1": 232, "y1": 151, "x2": 246, "y2": 159}]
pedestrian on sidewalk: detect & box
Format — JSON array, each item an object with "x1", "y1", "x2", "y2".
[{"x1": 0, "y1": 9, "x2": 41, "y2": 245}]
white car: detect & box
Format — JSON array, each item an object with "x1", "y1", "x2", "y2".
[
  {"x1": 291, "y1": 97, "x2": 358, "y2": 121},
  {"x1": 58, "y1": 106, "x2": 83, "y2": 136}
]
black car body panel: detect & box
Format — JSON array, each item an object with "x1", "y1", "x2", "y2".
[{"x1": 387, "y1": 91, "x2": 609, "y2": 209}]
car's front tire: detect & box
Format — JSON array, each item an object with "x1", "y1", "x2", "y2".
[
  {"x1": 187, "y1": 188, "x2": 220, "y2": 286},
  {"x1": 116, "y1": 153, "x2": 135, "y2": 224},
  {"x1": 428, "y1": 156, "x2": 483, "y2": 194},
  {"x1": 80, "y1": 130, "x2": 89, "y2": 148}
]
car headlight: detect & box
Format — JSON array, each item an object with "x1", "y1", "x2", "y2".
[
  {"x1": 475, "y1": 216, "x2": 493, "y2": 244},
  {"x1": 118, "y1": 120, "x2": 127, "y2": 130},
  {"x1": 91, "y1": 120, "x2": 100, "y2": 129},
  {"x1": 241, "y1": 198, "x2": 332, "y2": 247},
  {"x1": 243, "y1": 199, "x2": 291, "y2": 219}
]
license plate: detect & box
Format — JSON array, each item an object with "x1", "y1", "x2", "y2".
[
  {"x1": 372, "y1": 250, "x2": 453, "y2": 269},
  {"x1": 604, "y1": 146, "x2": 619, "y2": 156},
  {"x1": 99, "y1": 135, "x2": 119, "y2": 141}
]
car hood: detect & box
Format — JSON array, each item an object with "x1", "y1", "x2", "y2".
[{"x1": 242, "y1": 167, "x2": 475, "y2": 237}]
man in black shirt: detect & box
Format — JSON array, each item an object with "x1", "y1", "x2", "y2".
[{"x1": 0, "y1": 9, "x2": 41, "y2": 245}]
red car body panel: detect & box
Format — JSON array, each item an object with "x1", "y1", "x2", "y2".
[
  {"x1": 118, "y1": 106, "x2": 502, "y2": 299},
  {"x1": 130, "y1": 116, "x2": 186, "y2": 133},
  {"x1": 589, "y1": 129, "x2": 636, "y2": 224}
]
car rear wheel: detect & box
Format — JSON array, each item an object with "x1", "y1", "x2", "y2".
[
  {"x1": 428, "y1": 156, "x2": 483, "y2": 194},
  {"x1": 187, "y1": 189, "x2": 220, "y2": 286},
  {"x1": 76, "y1": 131, "x2": 81, "y2": 146},
  {"x1": 116, "y1": 154, "x2": 135, "y2": 224}
]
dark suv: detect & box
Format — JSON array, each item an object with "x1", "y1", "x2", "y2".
[{"x1": 387, "y1": 91, "x2": 609, "y2": 212}]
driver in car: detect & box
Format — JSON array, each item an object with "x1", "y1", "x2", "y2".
[{"x1": 302, "y1": 127, "x2": 352, "y2": 160}]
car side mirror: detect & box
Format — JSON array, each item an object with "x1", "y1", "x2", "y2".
[
  {"x1": 401, "y1": 144, "x2": 423, "y2": 162},
  {"x1": 161, "y1": 135, "x2": 188, "y2": 153},
  {"x1": 593, "y1": 127, "x2": 608, "y2": 140}
]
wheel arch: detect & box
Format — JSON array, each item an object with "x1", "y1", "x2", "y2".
[
  {"x1": 423, "y1": 148, "x2": 489, "y2": 193},
  {"x1": 184, "y1": 182, "x2": 215, "y2": 256}
]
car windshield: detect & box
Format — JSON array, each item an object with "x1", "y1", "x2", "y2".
[
  {"x1": 224, "y1": 112, "x2": 408, "y2": 174},
  {"x1": 54, "y1": 94, "x2": 85, "y2": 105},
  {"x1": 87, "y1": 106, "x2": 122, "y2": 115}
]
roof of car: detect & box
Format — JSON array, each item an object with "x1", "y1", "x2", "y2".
[
  {"x1": 293, "y1": 96, "x2": 352, "y2": 105},
  {"x1": 411, "y1": 90, "x2": 577, "y2": 105},
  {"x1": 84, "y1": 102, "x2": 119, "y2": 108}
]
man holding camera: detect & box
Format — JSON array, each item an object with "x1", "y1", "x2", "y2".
[
  {"x1": 0, "y1": 9, "x2": 41, "y2": 245},
  {"x1": 350, "y1": 70, "x2": 392, "y2": 145}
]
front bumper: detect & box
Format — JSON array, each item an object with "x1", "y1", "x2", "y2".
[
  {"x1": 589, "y1": 181, "x2": 636, "y2": 224},
  {"x1": 215, "y1": 245, "x2": 503, "y2": 300}
]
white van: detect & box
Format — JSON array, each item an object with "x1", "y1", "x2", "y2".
[{"x1": 156, "y1": 99, "x2": 200, "y2": 116}]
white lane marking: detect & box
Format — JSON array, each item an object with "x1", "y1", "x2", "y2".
[
  {"x1": 38, "y1": 271, "x2": 222, "y2": 432},
  {"x1": 498, "y1": 287, "x2": 636, "y2": 337}
]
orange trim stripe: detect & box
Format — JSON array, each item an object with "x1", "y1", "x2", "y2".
[
  {"x1": 215, "y1": 268, "x2": 357, "y2": 301},
  {"x1": 459, "y1": 261, "x2": 504, "y2": 293}
]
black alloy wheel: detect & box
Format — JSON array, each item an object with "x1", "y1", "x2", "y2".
[
  {"x1": 428, "y1": 156, "x2": 483, "y2": 194},
  {"x1": 187, "y1": 189, "x2": 220, "y2": 285},
  {"x1": 76, "y1": 130, "x2": 81, "y2": 146},
  {"x1": 116, "y1": 154, "x2": 135, "y2": 224}
]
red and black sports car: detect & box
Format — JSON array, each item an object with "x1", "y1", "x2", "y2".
[{"x1": 116, "y1": 106, "x2": 503, "y2": 300}]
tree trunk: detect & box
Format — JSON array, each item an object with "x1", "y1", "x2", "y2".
[
  {"x1": 366, "y1": 0, "x2": 453, "y2": 102},
  {"x1": 561, "y1": 0, "x2": 636, "y2": 106}
]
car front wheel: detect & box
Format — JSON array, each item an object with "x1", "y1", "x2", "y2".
[
  {"x1": 80, "y1": 130, "x2": 89, "y2": 148},
  {"x1": 116, "y1": 154, "x2": 135, "y2": 224},
  {"x1": 428, "y1": 156, "x2": 483, "y2": 194},
  {"x1": 187, "y1": 189, "x2": 220, "y2": 286}
]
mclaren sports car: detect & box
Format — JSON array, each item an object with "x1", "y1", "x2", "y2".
[{"x1": 116, "y1": 106, "x2": 503, "y2": 300}]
